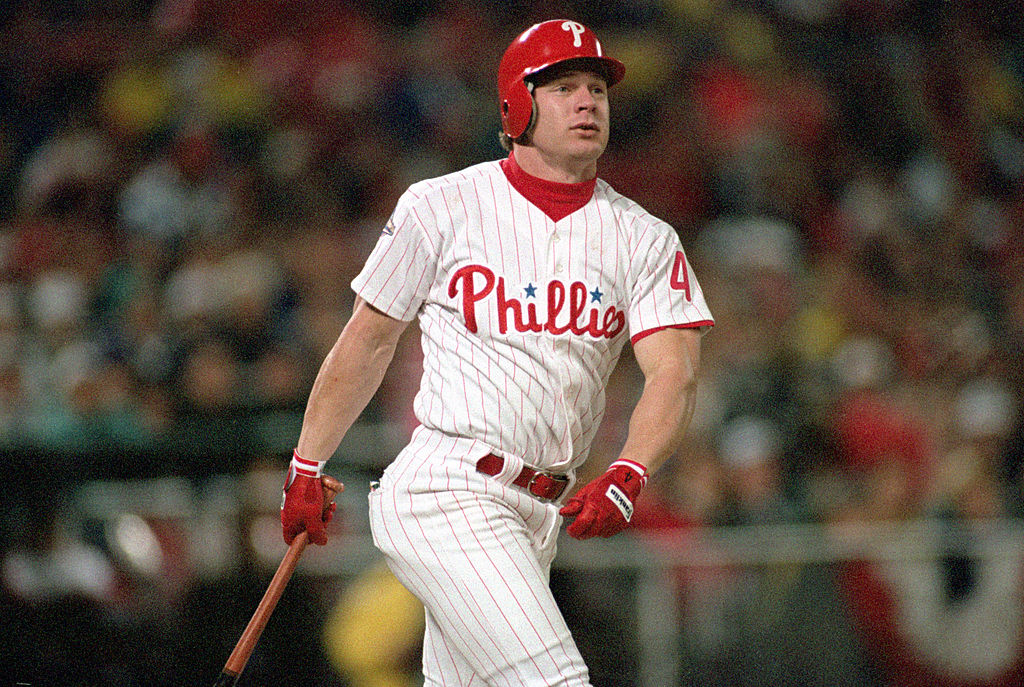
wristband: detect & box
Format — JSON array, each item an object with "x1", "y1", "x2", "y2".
[
  {"x1": 290, "y1": 449, "x2": 326, "y2": 478},
  {"x1": 609, "y1": 459, "x2": 648, "y2": 485}
]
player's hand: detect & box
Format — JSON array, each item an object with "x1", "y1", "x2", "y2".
[
  {"x1": 559, "y1": 459, "x2": 648, "y2": 539},
  {"x1": 281, "y1": 451, "x2": 337, "y2": 546}
]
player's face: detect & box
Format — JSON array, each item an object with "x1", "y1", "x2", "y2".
[{"x1": 529, "y1": 70, "x2": 610, "y2": 171}]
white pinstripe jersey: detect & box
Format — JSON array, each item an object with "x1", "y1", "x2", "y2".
[{"x1": 352, "y1": 159, "x2": 713, "y2": 473}]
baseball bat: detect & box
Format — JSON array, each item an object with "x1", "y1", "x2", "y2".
[{"x1": 213, "y1": 474, "x2": 342, "y2": 687}]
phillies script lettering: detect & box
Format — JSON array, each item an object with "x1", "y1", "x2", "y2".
[{"x1": 448, "y1": 264, "x2": 625, "y2": 339}]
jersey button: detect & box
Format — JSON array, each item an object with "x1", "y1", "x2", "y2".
[
  {"x1": 553, "y1": 233, "x2": 561, "y2": 243},
  {"x1": 555, "y1": 263, "x2": 564, "y2": 273}
]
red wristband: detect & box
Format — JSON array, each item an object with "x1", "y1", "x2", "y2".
[
  {"x1": 290, "y1": 449, "x2": 326, "y2": 478},
  {"x1": 609, "y1": 459, "x2": 648, "y2": 485}
]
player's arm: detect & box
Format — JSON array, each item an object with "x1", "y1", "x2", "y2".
[
  {"x1": 560, "y1": 326, "x2": 701, "y2": 539},
  {"x1": 296, "y1": 296, "x2": 410, "y2": 462},
  {"x1": 616, "y1": 326, "x2": 702, "y2": 473},
  {"x1": 281, "y1": 296, "x2": 410, "y2": 545}
]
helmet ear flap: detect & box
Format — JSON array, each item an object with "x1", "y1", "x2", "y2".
[{"x1": 501, "y1": 80, "x2": 535, "y2": 139}]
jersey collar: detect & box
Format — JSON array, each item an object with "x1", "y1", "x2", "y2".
[{"x1": 500, "y1": 152, "x2": 596, "y2": 223}]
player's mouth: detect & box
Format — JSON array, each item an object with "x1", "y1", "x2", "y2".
[{"x1": 571, "y1": 122, "x2": 601, "y2": 134}]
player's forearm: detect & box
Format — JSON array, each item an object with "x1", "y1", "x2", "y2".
[
  {"x1": 617, "y1": 328, "x2": 702, "y2": 474},
  {"x1": 616, "y1": 365, "x2": 698, "y2": 474},
  {"x1": 296, "y1": 303, "x2": 404, "y2": 463}
]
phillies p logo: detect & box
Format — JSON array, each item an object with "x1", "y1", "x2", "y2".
[{"x1": 561, "y1": 20, "x2": 585, "y2": 46}]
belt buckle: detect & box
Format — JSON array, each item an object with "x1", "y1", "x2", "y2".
[{"x1": 527, "y1": 469, "x2": 569, "y2": 500}]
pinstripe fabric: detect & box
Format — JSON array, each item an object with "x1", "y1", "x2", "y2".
[
  {"x1": 353, "y1": 158, "x2": 714, "y2": 685},
  {"x1": 352, "y1": 160, "x2": 713, "y2": 474},
  {"x1": 369, "y1": 429, "x2": 587, "y2": 686}
]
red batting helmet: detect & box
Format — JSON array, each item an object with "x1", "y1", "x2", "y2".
[{"x1": 498, "y1": 19, "x2": 626, "y2": 139}]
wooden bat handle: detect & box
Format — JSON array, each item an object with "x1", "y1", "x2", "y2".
[{"x1": 215, "y1": 475, "x2": 342, "y2": 686}]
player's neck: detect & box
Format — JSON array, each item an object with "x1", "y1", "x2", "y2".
[
  {"x1": 501, "y1": 153, "x2": 595, "y2": 223},
  {"x1": 511, "y1": 145, "x2": 597, "y2": 184}
]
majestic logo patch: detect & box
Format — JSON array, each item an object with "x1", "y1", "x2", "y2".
[
  {"x1": 447, "y1": 264, "x2": 625, "y2": 339},
  {"x1": 605, "y1": 484, "x2": 633, "y2": 521}
]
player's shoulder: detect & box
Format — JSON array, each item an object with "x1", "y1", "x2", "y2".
[
  {"x1": 404, "y1": 160, "x2": 504, "y2": 202},
  {"x1": 594, "y1": 178, "x2": 676, "y2": 239}
]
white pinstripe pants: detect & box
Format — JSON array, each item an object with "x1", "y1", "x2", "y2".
[{"x1": 368, "y1": 444, "x2": 592, "y2": 686}]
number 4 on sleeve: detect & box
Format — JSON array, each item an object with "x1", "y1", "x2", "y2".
[{"x1": 670, "y1": 251, "x2": 692, "y2": 301}]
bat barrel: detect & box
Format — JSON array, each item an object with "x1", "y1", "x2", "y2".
[
  {"x1": 222, "y1": 532, "x2": 308, "y2": 675},
  {"x1": 213, "y1": 474, "x2": 340, "y2": 686}
]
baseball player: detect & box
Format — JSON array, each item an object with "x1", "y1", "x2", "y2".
[{"x1": 281, "y1": 19, "x2": 714, "y2": 686}]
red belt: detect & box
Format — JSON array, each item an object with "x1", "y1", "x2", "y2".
[{"x1": 475, "y1": 454, "x2": 570, "y2": 502}]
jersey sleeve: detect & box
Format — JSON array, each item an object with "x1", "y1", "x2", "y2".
[
  {"x1": 351, "y1": 192, "x2": 438, "y2": 321},
  {"x1": 627, "y1": 225, "x2": 714, "y2": 344}
]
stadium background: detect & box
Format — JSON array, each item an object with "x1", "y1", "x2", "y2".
[{"x1": 2, "y1": 1, "x2": 1024, "y2": 685}]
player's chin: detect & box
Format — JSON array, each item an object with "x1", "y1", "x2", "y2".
[{"x1": 567, "y1": 136, "x2": 607, "y2": 159}]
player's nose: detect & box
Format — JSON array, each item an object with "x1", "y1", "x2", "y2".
[
  {"x1": 569, "y1": 83, "x2": 598, "y2": 109},
  {"x1": 575, "y1": 90, "x2": 597, "y2": 110}
]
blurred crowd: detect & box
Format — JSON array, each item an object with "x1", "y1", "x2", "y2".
[{"x1": 2, "y1": 0, "x2": 1024, "y2": 685}]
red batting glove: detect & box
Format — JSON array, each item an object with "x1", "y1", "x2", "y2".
[
  {"x1": 559, "y1": 459, "x2": 648, "y2": 539},
  {"x1": 281, "y1": 450, "x2": 336, "y2": 546}
]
